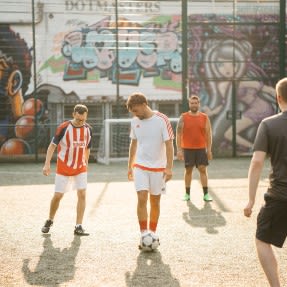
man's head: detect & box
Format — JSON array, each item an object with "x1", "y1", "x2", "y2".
[
  {"x1": 126, "y1": 92, "x2": 149, "y2": 120},
  {"x1": 74, "y1": 104, "x2": 88, "y2": 115},
  {"x1": 188, "y1": 95, "x2": 200, "y2": 113},
  {"x1": 73, "y1": 104, "x2": 88, "y2": 126},
  {"x1": 276, "y1": 78, "x2": 287, "y2": 105}
]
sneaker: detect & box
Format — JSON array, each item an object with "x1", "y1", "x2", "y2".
[
  {"x1": 138, "y1": 230, "x2": 148, "y2": 250},
  {"x1": 183, "y1": 193, "x2": 190, "y2": 201},
  {"x1": 203, "y1": 193, "x2": 213, "y2": 202},
  {"x1": 41, "y1": 219, "x2": 53, "y2": 233},
  {"x1": 74, "y1": 225, "x2": 89, "y2": 236}
]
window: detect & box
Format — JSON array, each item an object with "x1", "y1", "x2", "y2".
[
  {"x1": 111, "y1": 102, "x2": 129, "y2": 118},
  {"x1": 157, "y1": 102, "x2": 178, "y2": 117}
]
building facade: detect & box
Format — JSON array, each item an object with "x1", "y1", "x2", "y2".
[{"x1": 0, "y1": 0, "x2": 286, "y2": 161}]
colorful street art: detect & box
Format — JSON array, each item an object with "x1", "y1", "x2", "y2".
[
  {"x1": 0, "y1": 26, "x2": 49, "y2": 156},
  {"x1": 187, "y1": 14, "x2": 281, "y2": 154},
  {"x1": 0, "y1": 11, "x2": 286, "y2": 158},
  {"x1": 42, "y1": 16, "x2": 182, "y2": 91}
]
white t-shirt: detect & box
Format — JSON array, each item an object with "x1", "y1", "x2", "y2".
[{"x1": 130, "y1": 111, "x2": 174, "y2": 169}]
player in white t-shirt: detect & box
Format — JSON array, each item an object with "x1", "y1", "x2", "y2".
[{"x1": 126, "y1": 92, "x2": 174, "y2": 248}]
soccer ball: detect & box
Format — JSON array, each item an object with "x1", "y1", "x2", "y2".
[{"x1": 140, "y1": 231, "x2": 160, "y2": 252}]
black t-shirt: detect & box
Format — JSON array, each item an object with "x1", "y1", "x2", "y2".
[{"x1": 254, "y1": 111, "x2": 287, "y2": 200}]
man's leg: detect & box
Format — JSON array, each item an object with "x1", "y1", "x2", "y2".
[
  {"x1": 183, "y1": 166, "x2": 193, "y2": 201},
  {"x1": 198, "y1": 165, "x2": 207, "y2": 187},
  {"x1": 74, "y1": 189, "x2": 89, "y2": 235},
  {"x1": 256, "y1": 238, "x2": 281, "y2": 287},
  {"x1": 149, "y1": 194, "x2": 161, "y2": 232},
  {"x1": 42, "y1": 192, "x2": 64, "y2": 233},
  {"x1": 76, "y1": 189, "x2": 86, "y2": 225},
  {"x1": 198, "y1": 165, "x2": 212, "y2": 201},
  {"x1": 137, "y1": 190, "x2": 148, "y2": 232},
  {"x1": 49, "y1": 192, "x2": 64, "y2": 219}
]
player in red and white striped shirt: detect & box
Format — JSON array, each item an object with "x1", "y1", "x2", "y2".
[
  {"x1": 41, "y1": 104, "x2": 92, "y2": 236},
  {"x1": 127, "y1": 92, "x2": 174, "y2": 249}
]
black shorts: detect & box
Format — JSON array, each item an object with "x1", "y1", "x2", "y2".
[
  {"x1": 183, "y1": 148, "x2": 208, "y2": 168},
  {"x1": 256, "y1": 193, "x2": 287, "y2": 248}
]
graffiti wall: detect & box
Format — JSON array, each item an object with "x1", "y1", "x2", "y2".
[
  {"x1": 0, "y1": 1, "x2": 286, "y2": 158},
  {"x1": 0, "y1": 10, "x2": 183, "y2": 157},
  {"x1": 187, "y1": 14, "x2": 282, "y2": 155},
  {"x1": 38, "y1": 14, "x2": 182, "y2": 100},
  {"x1": 0, "y1": 25, "x2": 49, "y2": 156}
]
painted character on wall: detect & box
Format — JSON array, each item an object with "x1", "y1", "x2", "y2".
[
  {"x1": 201, "y1": 39, "x2": 276, "y2": 152},
  {"x1": 0, "y1": 25, "x2": 33, "y2": 154}
]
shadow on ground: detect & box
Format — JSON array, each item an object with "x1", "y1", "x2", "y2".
[
  {"x1": 183, "y1": 201, "x2": 226, "y2": 234},
  {"x1": 22, "y1": 235, "x2": 81, "y2": 286},
  {"x1": 125, "y1": 250, "x2": 180, "y2": 287}
]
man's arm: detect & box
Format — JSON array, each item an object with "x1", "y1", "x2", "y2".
[
  {"x1": 176, "y1": 115, "x2": 184, "y2": 160},
  {"x1": 43, "y1": 142, "x2": 57, "y2": 176},
  {"x1": 164, "y1": 139, "x2": 174, "y2": 182},
  {"x1": 244, "y1": 151, "x2": 266, "y2": 217},
  {"x1": 85, "y1": 127, "x2": 92, "y2": 166},
  {"x1": 128, "y1": 139, "x2": 137, "y2": 180},
  {"x1": 205, "y1": 116, "x2": 213, "y2": 160},
  {"x1": 85, "y1": 148, "x2": 90, "y2": 166}
]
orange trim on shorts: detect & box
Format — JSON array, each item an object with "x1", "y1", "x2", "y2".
[{"x1": 133, "y1": 163, "x2": 165, "y2": 172}]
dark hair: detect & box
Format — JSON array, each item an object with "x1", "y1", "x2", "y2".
[
  {"x1": 0, "y1": 25, "x2": 32, "y2": 95},
  {"x1": 276, "y1": 78, "x2": 287, "y2": 102},
  {"x1": 126, "y1": 92, "x2": 148, "y2": 111},
  {"x1": 74, "y1": 104, "x2": 88, "y2": 114}
]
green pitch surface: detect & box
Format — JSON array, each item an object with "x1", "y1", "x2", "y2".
[{"x1": 0, "y1": 159, "x2": 286, "y2": 287}]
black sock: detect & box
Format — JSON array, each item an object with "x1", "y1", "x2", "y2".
[
  {"x1": 185, "y1": 187, "x2": 190, "y2": 195},
  {"x1": 203, "y1": 187, "x2": 208, "y2": 195}
]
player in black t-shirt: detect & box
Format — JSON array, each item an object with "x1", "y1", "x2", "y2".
[{"x1": 244, "y1": 77, "x2": 287, "y2": 287}]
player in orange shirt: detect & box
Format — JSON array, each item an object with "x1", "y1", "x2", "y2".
[
  {"x1": 41, "y1": 104, "x2": 92, "y2": 236},
  {"x1": 176, "y1": 95, "x2": 213, "y2": 202}
]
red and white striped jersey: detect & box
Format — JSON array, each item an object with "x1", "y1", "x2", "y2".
[{"x1": 52, "y1": 121, "x2": 92, "y2": 176}]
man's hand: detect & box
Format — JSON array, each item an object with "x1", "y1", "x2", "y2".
[
  {"x1": 207, "y1": 150, "x2": 213, "y2": 161},
  {"x1": 244, "y1": 201, "x2": 254, "y2": 217},
  {"x1": 176, "y1": 150, "x2": 184, "y2": 161},
  {"x1": 42, "y1": 164, "x2": 51, "y2": 176},
  {"x1": 127, "y1": 168, "x2": 133, "y2": 181},
  {"x1": 163, "y1": 167, "x2": 172, "y2": 182}
]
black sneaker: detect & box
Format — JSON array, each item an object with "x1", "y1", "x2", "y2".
[
  {"x1": 41, "y1": 219, "x2": 53, "y2": 233},
  {"x1": 74, "y1": 225, "x2": 89, "y2": 236}
]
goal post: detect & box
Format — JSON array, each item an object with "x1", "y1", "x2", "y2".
[
  {"x1": 97, "y1": 118, "x2": 179, "y2": 165},
  {"x1": 97, "y1": 118, "x2": 131, "y2": 165}
]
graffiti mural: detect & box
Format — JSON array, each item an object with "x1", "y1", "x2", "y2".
[
  {"x1": 36, "y1": 15, "x2": 182, "y2": 101},
  {"x1": 0, "y1": 25, "x2": 49, "y2": 156},
  {"x1": 59, "y1": 16, "x2": 182, "y2": 87},
  {"x1": 187, "y1": 15, "x2": 281, "y2": 154},
  {"x1": 0, "y1": 10, "x2": 286, "y2": 159}
]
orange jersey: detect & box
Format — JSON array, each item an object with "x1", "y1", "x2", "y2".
[
  {"x1": 52, "y1": 121, "x2": 92, "y2": 176},
  {"x1": 181, "y1": 112, "x2": 207, "y2": 149}
]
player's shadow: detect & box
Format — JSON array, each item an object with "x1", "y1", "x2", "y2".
[
  {"x1": 22, "y1": 234, "x2": 81, "y2": 286},
  {"x1": 125, "y1": 250, "x2": 180, "y2": 287},
  {"x1": 183, "y1": 201, "x2": 226, "y2": 234}
]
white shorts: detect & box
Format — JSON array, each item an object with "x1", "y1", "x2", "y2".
[
  {"x1": 133, "y1": 167, "x2": 166, "y2": 195},
  {"x1": 54, "y1": 172, "x2": 87, "y2": 194}
]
